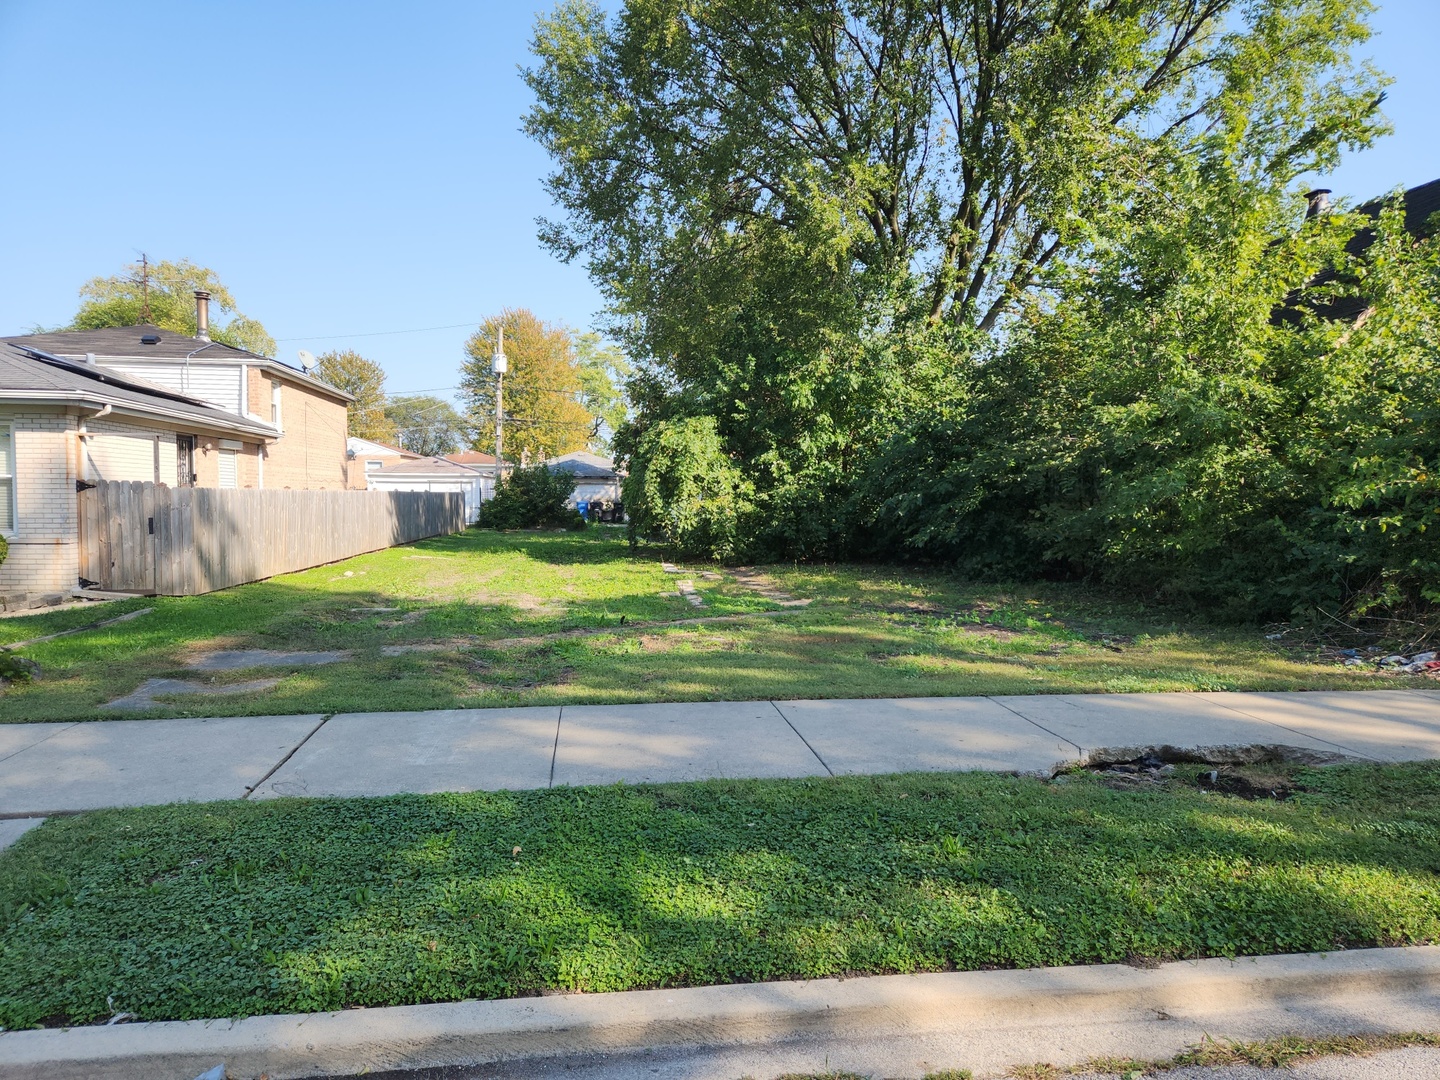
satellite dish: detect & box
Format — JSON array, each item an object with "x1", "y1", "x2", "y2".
[{"x1": 297, "y1": 349, "x2": 317, "y2": 371}]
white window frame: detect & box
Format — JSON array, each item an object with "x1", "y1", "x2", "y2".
[
  {"x1": 271, "y1": 380, "x2": 283, "y2": 430},
  {"x1": 0, "y1": 423, "x2": 14, "y2": 536}
]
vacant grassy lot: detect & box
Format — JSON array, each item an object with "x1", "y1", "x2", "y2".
[
  {"x1": 1, "y1": 761, "x2": 1437, "y2": 1027},
  {"x1": 0, "y1": 528, "x2": 1406, "y2": 722}
]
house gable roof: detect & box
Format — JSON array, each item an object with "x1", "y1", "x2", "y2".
[
  {"x1": 0, "y1": 342, "x2": 281, "y2": 440},
  {"x1": 545, "y1": 450, "x2": 620, "y2": 479},
  {"x1": 347, "y1": 436, "x2": 420, "y2": 459},
  {"x1": 0, "y1": 325, "x2": 355, "y2": 404},
  {"x1": 371, "y1": 456, "x2": 488, "y2": 478}
]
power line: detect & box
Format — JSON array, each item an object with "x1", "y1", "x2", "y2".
[{"x1": 275, "y1": 321, "x2": 484, "y2": 342}]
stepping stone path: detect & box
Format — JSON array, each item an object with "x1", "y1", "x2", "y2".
[
  {"x1": 730, "y1": 567, "x2": 812, "y2": 607},
  {"x1": 102, "y1": 650, "x2": 352, "y2": 710},
  {"x1": 662, "y1": 562, "x2": 811, "y2": 608},
  {"x1": 103, "y1": 676, "x2": 283, "y2": 711},
  {"x1": 187, "y1": 649, "x2": 353, "y2": 671}
]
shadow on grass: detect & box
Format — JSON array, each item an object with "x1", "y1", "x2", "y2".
[{"x1": 1, "y1": 763, "x2": 1437, "y2": 1028}]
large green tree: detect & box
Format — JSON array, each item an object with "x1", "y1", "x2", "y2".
[
  {"x1": 574, "y1": 332, "x2": 631, "y2": 451},
  {"x1": 526, "y1": 0, "x2": 1390, "y2": 559},
  {"x1": 314, "y1": 350, "x2": 396, "y2": 443},
  {"x1": 71, "y1": 258, "x2": 276, "y2": 356},
  {"x1": 385, "y1": 395, "x2": 469, "y2": 457}
]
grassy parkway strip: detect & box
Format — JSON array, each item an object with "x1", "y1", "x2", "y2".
[{"x1": 1, "y1": 761, "x2": 1438, "y2": 1030}]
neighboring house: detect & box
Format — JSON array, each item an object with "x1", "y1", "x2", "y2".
[
  {"x1": 4, "y1": 297, "x2": 353, "y2": 490},
  {"x1": 362, "y1": 455, "x2": 490, "y2": 525},
  {"x1": 346, "y1": 435, "x2": 421, "y2": 489},
  {"x1": 1283, "y1": 178, "x2": 1440, "y2": 324},
  {"x1": 546, "y1": 450, "x2": 623, "y2": 512},
  {"x1": 444, "y1": 450, "x2": 498, "y2": 477},
  {"x1": 0, "y1": 342, "x2": 283, "y2": 602}
]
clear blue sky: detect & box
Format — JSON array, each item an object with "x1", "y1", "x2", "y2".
[{"x1": 1, "y1": 0, "x2": 1436, "y2": 402}]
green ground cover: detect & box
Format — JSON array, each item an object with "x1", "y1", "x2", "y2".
[
  {"x1": 1, "y1": 761, "x2": 1437, "y2": 1028},
  {"x1": 0, "y1": 528, "x2": 1410, "y2": 723}
]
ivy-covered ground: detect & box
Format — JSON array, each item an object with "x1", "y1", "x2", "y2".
[
  {"x1": 0, "y1": 529, "x2": 1413, "y2": 723},
  {"x1": 2, "y1": 761, "x2": 1437, "y2": 1028}
]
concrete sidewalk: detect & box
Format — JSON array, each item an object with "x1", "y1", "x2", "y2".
[{"x1": 1, "y1": 689, "x2": 1438, "y2": 819}]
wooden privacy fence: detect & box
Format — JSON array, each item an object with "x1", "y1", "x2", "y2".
[{"x1": 78, "y1": 482, "x2": 465, "y2": 595}]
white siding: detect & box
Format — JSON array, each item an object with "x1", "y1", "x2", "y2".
[
  {"x1": 86, "y1": 432, "x2": 152, "y2": 482},
  {"x1": 368, "y1": 474, "x2": 484, "y2": 524},
  {"x1": 101, "y1": 361, "x2": 245, "y2": 415}
]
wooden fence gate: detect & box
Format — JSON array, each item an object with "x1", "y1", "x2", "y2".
[{"x1": 77, "y1": 481, "x2": 465, "y2": 595}]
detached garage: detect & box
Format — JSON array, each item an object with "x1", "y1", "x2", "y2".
[{"x1": 364, "y1": 456, "x2": 489, "y2": 524}]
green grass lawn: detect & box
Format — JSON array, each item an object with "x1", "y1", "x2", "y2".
[
  {"x1": 1, "y1": 761, "x2": 1437, "y2": 1028},
  {"x1": 0, "y1": 527, "x2": 1410, "y2": 722}
]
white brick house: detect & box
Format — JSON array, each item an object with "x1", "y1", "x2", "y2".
[{"x1": 0, "y1": 342, "x2": 280, "y2": 605}]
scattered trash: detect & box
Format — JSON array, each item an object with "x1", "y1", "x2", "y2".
[
  {"x1": 1265, "y1": 632, "x2": 1285, "y2": 641},
  {"x1": 1411, "y1": 651, "x2": 1438, "y2": 664},
  {"x1": 191, "y1": 1066, "x2": 226, "y2": 1080}
]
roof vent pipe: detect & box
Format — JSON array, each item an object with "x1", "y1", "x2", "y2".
[
  {"x1": 1304, "y1": 189, "x2": 1332, "y2": 219},
  {"x1": 84, "y1": 352, "x2": 96, "y2": 366},
  {"x1": 194, "y1": 290, "x2": 211, "y2": 342}
]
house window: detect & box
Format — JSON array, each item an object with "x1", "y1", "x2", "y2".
[
  {"x1": 364, "y1": 459, "x2": 382, "y2": 472},
  {"x1": 271, "y1": 381, "x2": 283, "y2": 428},
  {"x1": 218, "y1": 448, "x2": 238, "y2": 489},
  {"x1": 0, "y1": 423, "x2": 13, "y2": 533}
]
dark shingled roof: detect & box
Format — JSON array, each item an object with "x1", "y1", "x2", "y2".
[
  {"x1": 1280, "y1": 177, "x2": 1440, "y2": 324},
  {"x1": 0, "y1": 342, "x2": 280, "y2": 439},
  {"x1": 0, "y1": 324, "x2": 354, "y2": 403}
]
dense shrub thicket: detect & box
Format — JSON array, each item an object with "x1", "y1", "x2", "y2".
[
  {"x1": 623, "y1": 198, "x2": 1440, "y2": 623},
  {"x1": 477, "y1": 465, "x2": 585, "y2": 531},
  {"x1": 528, "y1": 0, "x2": 1435, "y2": 624}
]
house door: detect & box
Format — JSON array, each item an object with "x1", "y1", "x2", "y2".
[{"x1": 176, "y1": 435, "x2": 196, "y2": 487}]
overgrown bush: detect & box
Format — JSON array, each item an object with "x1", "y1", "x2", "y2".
[
  {"x1": 477, "y1": 464, "x2": 584, "y2": 530},
  {"x1": 864, "y1": 194, "x2": 1440, "y2": 625},
  {"x1": 620, "y1": 416, "x2": 750, "y2": 559}
]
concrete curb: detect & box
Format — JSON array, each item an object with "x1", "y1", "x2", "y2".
[{"x1": 2, "y1": 946, "x2": 1438, "y2": 1080}]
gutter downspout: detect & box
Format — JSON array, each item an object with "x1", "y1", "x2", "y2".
[
  {"x1": 77, "y1": 402, "x2": 113, "y2": 482},
  {"x1": 184, "y1": 341, "x2": 216, "y2": 395}
]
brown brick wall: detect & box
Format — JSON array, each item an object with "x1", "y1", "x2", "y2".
[
  {"x1": 190, "y1": 438, "x2": 263, "y2": 489},
  {"x1": 245, "y1": 367, "x2": 349, "y2": 490}
]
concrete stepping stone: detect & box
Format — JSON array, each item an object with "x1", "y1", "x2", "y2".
[
  {"x1": 676, "y1": 580, "x2": 706, "y2": 608},
  {"x1": 103, "y1": 677, "x2": 282, "y2": 711},
  {"x1": 186, "y1": 649, "x2": 352, "y2": 671}
]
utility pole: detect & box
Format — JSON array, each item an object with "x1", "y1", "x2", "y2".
[{"x1": 491, "y1": 325, "x2": 507, "y2": 485}]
